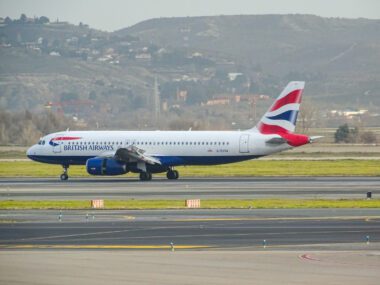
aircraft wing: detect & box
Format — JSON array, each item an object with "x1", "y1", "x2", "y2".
[{"x1": 114, "y1": 145, "x2": 161, "y2": 165}]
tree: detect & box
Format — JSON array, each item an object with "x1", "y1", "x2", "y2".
[
  {"x1": 38, "y1": 16, "x2": 49, "y2": 24},
  {"x1": 360, "y1": 131, "x2": 377, "y2": 144},
  {"x1": 4, "y1": 17, "x2": 12, "y2": 25},
  {"x1": 334, "y1": 124, "x2": 363, "y2": 143},
  {"x1": 298, "y1": 100, "x2": 317, "y2": 133},
  {"x1": 60, "y1": 92, "x2": 78, "y2": 102},
  {"x1": 20, "y1": 14, "x2": 27, "y2": 23},
  {"x1": 334, "y1": 124, "x2": 350, "y2": 143}
]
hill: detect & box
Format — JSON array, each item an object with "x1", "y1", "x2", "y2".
[
  {"x1": 0, "y1": 14, "x2": 379, "y2": 145},
  {"x1": 119, "y1": 14, "x2": 380, "y2": 105}
]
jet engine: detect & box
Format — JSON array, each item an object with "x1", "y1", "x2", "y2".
[{"x1": 86, "y1": 157, "x2": 128, "y2": 176}]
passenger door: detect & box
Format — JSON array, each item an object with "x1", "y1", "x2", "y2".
[{"x1": 239, "y1": 134, "x2": 250, "y2": 153}]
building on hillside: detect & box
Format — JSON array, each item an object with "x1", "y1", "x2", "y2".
[
  {"x1": 176, "y1": 90, "x2": 188, "y2": 102},
  {"x1": 330, "y1": 109, "x2": 369, "y2": 119},
  {"x1": 204, "y1": 98, "x2": 230, "y2": 106}
]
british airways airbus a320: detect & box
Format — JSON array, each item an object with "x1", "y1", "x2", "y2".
[{"x1": 27, "y1": 81, "x2": 320, "y2": 181}]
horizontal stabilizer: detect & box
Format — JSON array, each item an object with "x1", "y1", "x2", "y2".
[
  {"x1": 266, "y1": 137, "x2": 287, "y2": 145},
  {"x1": 309, "y1": 136, "x2": 324, "y2": 143}
]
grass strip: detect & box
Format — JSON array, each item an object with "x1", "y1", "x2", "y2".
[
  {"x1": 0, "y1": 160, "x2": 380, "y2": 177},
  {"x1": 1, "y1": 199, "x2": 379, "y2": 210}
]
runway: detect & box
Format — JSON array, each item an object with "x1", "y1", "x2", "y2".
[
  {"x1": 1, "y1": 199, "x2": 379, "y2": 284},
  {"x1": 1, "y1": 176, "x2": 379, "y2": 200},
  {"x1": 1, "y1": 209, "x2": 379, "y2": 250}
]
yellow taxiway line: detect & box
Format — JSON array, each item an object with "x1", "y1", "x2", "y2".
[{"x1": 173, "y1": 216, "x2": 380, "y2": 222}]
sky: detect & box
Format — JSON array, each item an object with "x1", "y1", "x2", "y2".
[{"x1": 1, "y1": 0, "x2": 379, "y2": 32}]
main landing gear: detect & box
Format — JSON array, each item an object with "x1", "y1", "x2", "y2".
[
  {"x1": 166, "y1": 169, "x2": 179, "y2": 180},
  {"x1": 139, "y1": 169, "x2": 179, "y2": 181},
  {"x1": 60, "y1": 165, "x2": 69, "y2": 181},
  {"x1": 139, "y1": 172, "x2": 152, "y2": 181}
]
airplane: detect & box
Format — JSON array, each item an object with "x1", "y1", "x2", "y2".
[{"x1": 27, "y1": 81, "x2": 320, "y2": 181}]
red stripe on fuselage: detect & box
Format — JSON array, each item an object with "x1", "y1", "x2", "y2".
[
  {"x1": 270, "y1": 89, "x2": 303, "y2": 112},
  {"x1": 52, "y1": 137, "x2": 82, "y2": 141}
]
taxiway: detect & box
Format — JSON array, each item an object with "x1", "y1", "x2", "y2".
[{"x1": 0, "y1": 176, "x2": 379, "y2": 200}]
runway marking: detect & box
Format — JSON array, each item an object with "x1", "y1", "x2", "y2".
[
  {"x1": 0, "y1": 244, "x2": 210, "y2": 250},
  {"x1": 298, "y1": 251, "x2": 380, "y2": 268},
  {"x1": 124, "y1": 216, "x2": 135, "y2": 220},
  {"x1": 173, "y1": 216, "x2": 380, "y2": 222},
  {"x1": 3, "y1": 227, "x2": 149, "y2": 242},
  {"x1": 299, "y1": 253, "x2": 321, "y2": 261},
  {"x1": 50, "y1": 229, "x2": 380, "y2": 243}
]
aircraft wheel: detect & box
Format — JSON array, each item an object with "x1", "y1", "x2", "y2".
[
  {"x1": 60, "y1": 173, "x2": 68, "y2": 181},
  {"x1": 167, "y1": 170, "x2": 179, "y2": 180}
]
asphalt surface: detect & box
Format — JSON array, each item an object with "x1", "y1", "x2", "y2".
[
  {"x1": 1, "y1": 209, "x2": 379, "y2": 250},
  {"x1": 1, "y1": 176, "x2": 379, "y2": 200},
  {"x1": 2, "y1": 250, "x2": 380, "y2": 285}
]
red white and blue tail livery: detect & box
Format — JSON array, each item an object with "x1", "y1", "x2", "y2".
[
  {"x1": 256, "y1": 81, "x2": 304, "y2": 134},
  {"x1": 27, "y1": 81, "x2": 321, "y2": 181}
]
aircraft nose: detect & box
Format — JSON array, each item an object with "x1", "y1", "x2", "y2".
[{"x1": 26, "y1": 145, "x2": 37, "y2": 158}]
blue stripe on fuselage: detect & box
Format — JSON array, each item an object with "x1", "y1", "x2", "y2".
[{"x1": 27, "y1": 154, "x2": 262, "y2": 166}]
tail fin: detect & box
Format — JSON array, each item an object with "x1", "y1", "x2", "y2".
[{"x1": 255, "y1": 81, "x2": 305, "y2": 134}]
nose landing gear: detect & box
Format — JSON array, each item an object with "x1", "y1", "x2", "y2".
[{"x1": 60, "y1": 165, "x2": 69, "y2": 181}]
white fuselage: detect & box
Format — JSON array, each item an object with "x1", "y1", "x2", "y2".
[{"x1": 27, "y1": 130, "x2": 291, "y2": 166}]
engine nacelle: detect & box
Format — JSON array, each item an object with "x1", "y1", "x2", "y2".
[{"x1": 86, "y1": 157, "x2": 128, "y2": 176}]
